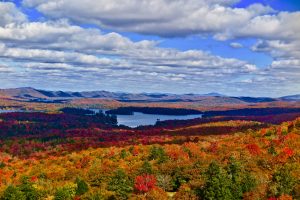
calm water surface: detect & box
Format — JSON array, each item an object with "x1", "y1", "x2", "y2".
[
  {"x1": 0, "y1": 109, "x2": 202, "y2": 128},
  {"x1": 0, "y1": 109, "x2": 23, "y2": 113},
  {"x1": 116, "y1": 112, "x2": 202, "y2": 127}
]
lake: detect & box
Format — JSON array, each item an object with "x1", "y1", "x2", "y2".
[
  {"x1": 0, "y1": 109, "x2": 23, "y2": 113},
  {"x1": 116, "y1": 112, "x2": 202, "y2": 127},
  {"x1": 88, "y1": 109, "x2": 202, "y2": 127},
  {"x1": 0, "y1": 109, "x2": 202, "y2": 128}
]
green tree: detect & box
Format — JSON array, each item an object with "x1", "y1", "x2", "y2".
[
  {"x1": 107, "y1": 169, "x2": 133, "y2": 199},
  {"x1": 75, "y1": 178, "x2": 89, "y2": 196},
  {"x1": 148, "y1": 146, "x2": 168, "y2": 163},
  {"x1": 156, "y1": 174, "x2": 173, "y2": 191},
  {"x1": 85, "y1": 193, "x2": 104, "y2": 200},
  {"x1": 1, "y1": 185, "x2": 26, "y2": 200},
  {"x1": 226, "y1": 157, "x2": 256, "y2": 199},
  {"x1": 198, "y1": 159, "x2": 256, "y2": 200},
  {"x1": 18, "y1": 177, "x2": 42, "y2": 200},
  {"x1": 268, "y1": 166, "x2": 297, "y2": 197},
  {"x1": 268, "y1": 145, "x2": 277, "y2": 156},
  {"x1": 2, "y1": 176, "x2": 42, "y2": 200},
  {"x1": 241, "y1": 172, "x2": 256, "y2": 194},
  {"x1": 120, "y1": 149, "x2": 128, "y2": 159},
  {"x1": 138, "y1": 161, "x2": 153, "y2": 175},
  {"x1": 201, "y1": 161, "x2": 233, "y2": 200},
  {"x1": 54, "y1": 184, "x2": 76, "y2": 200}
]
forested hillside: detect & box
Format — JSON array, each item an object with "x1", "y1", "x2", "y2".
[{"x1": 0, "y1": 112, "x2": 299, "y2": 199}]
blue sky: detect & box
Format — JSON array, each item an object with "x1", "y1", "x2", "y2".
[
  {"x1": 0, "y1": 0, "x2": 299, "y2": 96},
  {"x1": 20, "y1": 0, "x2": 275, "y2": 67},
  {"x1": 235, "y1": 0, "x2": 300, "y2": 11}
]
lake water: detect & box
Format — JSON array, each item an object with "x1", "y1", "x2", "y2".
[
  {"x1": 116, "y1": 112, "x2": 202, "y2": 127},
  {"x1": 87, "y1": 109, "x2": 202, "y2": 127},
  {"x1": 0, "y1": 109, "x2": 22, "y2": 113},
  {"x1": 0, "y1": 109, "x2": 202, "y2": 128}
]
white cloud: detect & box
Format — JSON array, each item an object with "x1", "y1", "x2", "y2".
[
  {"x1": 0, "y1": 1, "x2": 298, "y2": 96},
  {"x1": 252, "y1": 39, "x2": 300, "y2": 60},
  {"x1": 0, "y1": 2, "x2": 27, "y2": 26},
  {"x1": 0, "y1": 18, "x2": 256, "y2": 79},
  {"x1": 226, "y1": 12, "x2": 300, "y2": 41},
  {"x1": 19, "y1": 0, "x2": 300, "y2": 57},
  {"x1": 0, "y1": 43, "x2": 125, "y2": 67},
  {"x1": 223, "y1": 11, "x2": 300, "y2": 65},
  {"x1": 244, "y1": 64, "x2": 257, "y2": 72},
  {"x1": 271, "y1": 59, "x2": 300, "y2": 69},
  {"x1": 230, "y1": 42, "x2": 243, "y2": 48},
  {"x1": 22, "y1": 0, "x2": 273, "y2": 37},
  {"x1": 0, "y1": 64, "x2": 12, "y2": 72},
  {"x1": 0, "y1": 20, "x2": 156, "y2": 54}
]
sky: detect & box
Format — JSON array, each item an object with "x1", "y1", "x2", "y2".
[{"x1": 0, "y1": 0, "x2": 299, "y2": 97}]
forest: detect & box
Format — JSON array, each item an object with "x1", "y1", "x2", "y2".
[
  {"x1": 0, "y1": 103, "x2": 299, "y2": 200},
  {"x1": 2, "y1": 0, "x2": 300, "y2": 198},
  {"x1": 105, "y1": 107, "x2": 203, "y2": 115}
]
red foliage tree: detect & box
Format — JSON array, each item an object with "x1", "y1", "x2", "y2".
[
  {"x1": 208, "y1": 142, "x2": 218, "y2": 153},
  {"x1": 268, "y1": 198, "x2": 277, "y2": 200},
  {"x1": 30, "y1": 176, "x2": 38, "y2": 182},
  {"x1": 134, "y1": 174, "x2": 157, "y2": 193},
  {"x1": 282, "y1": 147, "x2": 294, "y2": 157},
  {"x1": 246, "y1": 144, "x2": 261, "y2": 155}
]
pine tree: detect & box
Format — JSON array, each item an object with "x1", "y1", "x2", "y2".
[
  {"x1": 108, "y1": 169, "x2": 133, "y2": 199},
  {"x1": 201, "y1": 162, "x2": 233, "y2": 200},
  {"x1": 75, "y1": 177, "x2": 89, "y2": 196}
]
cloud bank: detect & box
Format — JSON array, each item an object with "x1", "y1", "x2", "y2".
[{"x1": 0, "y1": 1, "x2": 299, "y2": 96}]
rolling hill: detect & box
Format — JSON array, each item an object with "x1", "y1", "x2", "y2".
[{"x1": 1, "y1": 87, "x2": 297, "y2": 105}]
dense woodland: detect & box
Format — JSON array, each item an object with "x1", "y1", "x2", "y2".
[
  {"x1": 0, "y1": 103, "x2": 299, "y2": 199},
  {"x1": 1, "y1": 0, "x2": 300, "y2": 197},
  {"x1": 105, "y1": 107, "x2": 203, "y2": 115}
]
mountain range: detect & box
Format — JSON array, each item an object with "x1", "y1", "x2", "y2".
[{"x1": 0, "y1": 87, "x2": 299, "y2": 103}]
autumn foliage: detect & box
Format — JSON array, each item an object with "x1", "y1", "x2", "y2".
[
  {"x1": 0, "y1": 106, "x2": 299, "y2": 199},
  {"x1": 134, "y1": 174, "x2": 157, "y2": 193}
]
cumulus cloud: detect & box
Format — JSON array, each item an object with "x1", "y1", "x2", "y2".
[
  {"x1": 221, "y1": 11, "x2": 300, "y2": 66},
  {"x1": 22, "y1": 0, "x2": 299, "y2": 72},
  {"x1": 0, "y1": 9, "x2": 257, "y2": 80},
  {"x1": 0, "y1": 43, "x2": 118, "y2": 66},
  {"x1": 0, "y1": 2, "x2": 27, "y2": 26},
  {"x1": 252, "y1": 39, "x2": 300, "y2": 60},
  {"x1": 217, "y1": 11, "x2": 300, "y2": 42},
  {"x1": 18, "y1": 0, "x2": 300, "y2": 54},
  {"x1": 247, "y1": 14, "x2": 300, "y2": 87},
  {"x1": 0, "y1": 1, "x2": 298, "y2": 96},
  {"x1": 271, "y1": 59, "x2": 300, "y2": 69},
  {"x1": 22, "y1": 0, "x2": 274, "y2": 37},
  {"x1": 0, "y1": 20, "x2": 156, "y2": 54}
]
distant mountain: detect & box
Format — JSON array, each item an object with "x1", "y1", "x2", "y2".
[
  {"x1": 201, "y1": 92, "x2": 226, "y2": 97},
  {"x1": 0, "y1": 87, "x2": 49, "y2": 99},
  {"x1": 234, "y1": 97, "x2": 277, "y2": 103},
  {"x1": 0, "y1": 88, "x2": 227, "y2": 101},
  {"x1": 0, "y1": 87, "x2": 288, "y2": 104},
  {"x1": 183, "y1": 92, "x2": 225, "y2": 97},
  {"x1": 280, "y1": 94, "x2": 300, "y2": 101}
]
